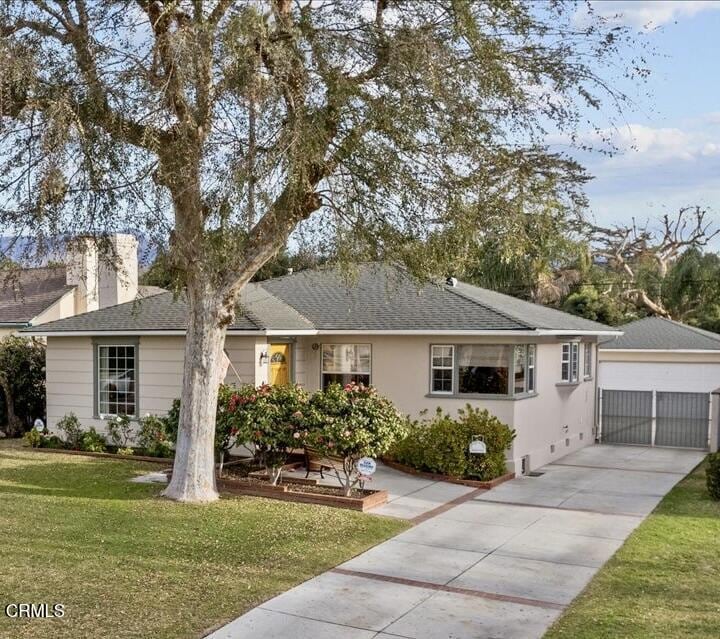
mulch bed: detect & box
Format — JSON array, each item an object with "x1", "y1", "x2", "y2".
[
  {"x1": 215, "y1": 475, "x2": 388, "y2": 511},
  {"x1": 381, "y1": 457, "x2": 515, "y2": 489}
]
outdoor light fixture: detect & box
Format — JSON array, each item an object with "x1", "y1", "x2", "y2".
[
  {"x1": 311, "y1": 343, "x2": 320, "y2": 351},
  {"x1": 259, "y1": 350, "x2": 269, "y2": 365}
]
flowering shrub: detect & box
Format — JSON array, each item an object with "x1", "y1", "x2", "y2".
[
  {"x1": 306, "y1": 383, "x2": 407, "y2": 496},
  {"x1": 390, "y1": 405, "x2": 515, "y2": 480},
  {"x1": 106, "y1": 414, "x2": 134, "y2": 448},
  {"x1": 137, "y1": 414, "x2": 174, "y2": 458},
  {"x1": 225, "y1": 383, "x2": 309, "y2": 484}
]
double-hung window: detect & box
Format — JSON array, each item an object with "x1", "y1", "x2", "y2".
[
  {"x1": 561, "y1": 342, "x2": 579, "y2": 383},
  {"x1": 321, "y1": 344, "x2": 371, "y2": 388},
  {"x1": 97, "y1": 344, "x2": 137, "y2": 417},
  {"x1": 583, "y1": 342, "x2": 593, "y2": 379},
  {"x1": 431, "y1": 345, "x2": 454, "y2": 393}
]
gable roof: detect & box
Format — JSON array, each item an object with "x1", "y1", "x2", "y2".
[
  {"x1": 23, "y1": 263, "x2": 619, "y2": 336},
  {"x1": 0, "y1": 267, "x2": 74, "y2": 325},
  {"x1": 600, "y1": 316, "x2": 720, "y2": 351}
]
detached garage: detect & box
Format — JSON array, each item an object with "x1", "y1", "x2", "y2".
[{"x1": 598, "y1": 317, "x2": 720, "y2": 452}]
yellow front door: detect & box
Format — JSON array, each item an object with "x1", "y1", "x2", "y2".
[{"x1": 269, "y1": 343, "x2": 291, "y2": 386}]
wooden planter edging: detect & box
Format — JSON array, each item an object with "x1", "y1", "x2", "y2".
[
  {"x1": 381, "y1": 458, "x2": 515, "y2": 489},
  {"x1": 215, "y1": 478, "x2": 389, "y2": 512},
  {"x1": 25, "y1": 447, "x2": 174, "y2": 464}
]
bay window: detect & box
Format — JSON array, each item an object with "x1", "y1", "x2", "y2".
[
  {"x1": 321, "y1": 344, "x2": 371, "y2": 388},
  {"x1": 429, "y1": 343, "x2": 537, "y2": 397}
]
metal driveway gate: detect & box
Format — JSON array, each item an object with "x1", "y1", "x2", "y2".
[
  {"x1": 600, "y1": 390, "x2": 652, "y2": 445},
  {"x1": 600, "y1": 389, "x2": 710, "y2": 449},
  {"x1": 656, "y1": 392, "x2": 709, "y2": 449}
]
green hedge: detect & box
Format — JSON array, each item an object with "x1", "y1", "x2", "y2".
[
  {"x1": 390, "y1": 405, "x2": 515, "y2": 480},
  {"x1": 707, "y1": 452, "x2": 720, "y2": 500}
]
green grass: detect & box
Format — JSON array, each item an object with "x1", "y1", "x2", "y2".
[
  {"x1": 545, "y1": 460, "x2": 720, "y2": 639},
  {"x1": 0, "y1": 440, "x2": 408, "y2": 639}
]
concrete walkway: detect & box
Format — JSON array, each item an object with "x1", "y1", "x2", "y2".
[{"x1": 207, "y1": 445, "x2": 705, "y2": 639}]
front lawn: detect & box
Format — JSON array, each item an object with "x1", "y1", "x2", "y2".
[
  {"x1": 545, "y1": 459, "x2": 720, "y2": 639},
  {"x1": 0, "y1": 441, "x2": 407, "y2": 639}
]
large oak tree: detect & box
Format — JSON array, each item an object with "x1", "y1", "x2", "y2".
[{"x1": 0, "y1": 0, "x2": 641, "y2": 502}]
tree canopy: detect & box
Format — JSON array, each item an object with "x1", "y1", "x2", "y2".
[{"x1": 0, "y1": 0, "x2": 644, "y2": 501}]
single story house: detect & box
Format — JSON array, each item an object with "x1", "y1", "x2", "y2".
[
  {"x1": 0, "y1": 234, "x2": 163, "y2": 338},
  {"x1": 598, "y1": 316, "x2": 720, "y2": 451},
  {"x1": 25, "y1": 263, "x2": 620, "y2": 473}
]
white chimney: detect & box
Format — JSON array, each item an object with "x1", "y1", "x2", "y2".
[
  {"x1": 66, "y1": 237, "x2": 100, "y2": 313},
  {"x1": 66, "y1": 234, "x2": 139, "y2": 312},
  {"x1": 98, "y1": 234, "x2": 138, "y2": 308}
]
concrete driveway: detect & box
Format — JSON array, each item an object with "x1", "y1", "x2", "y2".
[{"x1": 207, "y1": 445, "x2": 705, "y2": 639}]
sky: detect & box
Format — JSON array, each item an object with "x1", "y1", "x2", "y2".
[{"x1": 564, "y1": 1, "x2": 720, "y2": 240}]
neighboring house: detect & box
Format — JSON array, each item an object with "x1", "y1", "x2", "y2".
[
  {"x1": 24, "y1": 264, "x2": 619, "y2": 473},
  {"x1": 598, "y1": 316, "x2": 720, "y2": 452},
  {"x1": 0, "y1": 234, "x2": 164, "y2": 337}
]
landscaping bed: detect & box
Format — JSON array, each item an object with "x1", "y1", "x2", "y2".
[
  {"x1": 212, "y1": 460, "x2": 388, "y2": 511},
  {"x1": 382, "y1": 457, "x2": 515, "y2": 488}
]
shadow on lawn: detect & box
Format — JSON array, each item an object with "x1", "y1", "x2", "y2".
[{"x1": 0, "y1": 453, "x2": 162, "y2": 501}]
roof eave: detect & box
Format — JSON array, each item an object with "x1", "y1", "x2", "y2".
[{"x1": 599, "y1": 347, "x2": 720, "y2": 353}]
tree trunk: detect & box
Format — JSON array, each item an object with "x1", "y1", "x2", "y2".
[
  {"x1": 0, "y1": 374, "x2": 21, "y2": 437},
  {"x1": 162, "y1": 283, "x2": 228, "y2": 503}
]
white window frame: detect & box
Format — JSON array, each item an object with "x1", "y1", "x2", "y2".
[
  {"x1": 527, "y1": 344, "x2": 536, "y2": 393},
  {"x1": 320, "y1": 343, "x2": 371, "y2": 388},
  {"x1": 583, "y1": 342, "x2": 593, "y2": 380},
  {"x1": 430, "y1": 345, "x2": 455, "y2": 394},
  {"x1": 96, "y1": 343, "x2": 137, "y2": 418},
  {"x1": 561, "y1": 342, "x2": 580, "y2": 383}
]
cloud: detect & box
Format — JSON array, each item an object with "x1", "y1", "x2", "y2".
[
  {"x1": 563, "y1": 114, "x2": 720, "y2": 241},
  {"x1": 577, "y1": 1, "x2": 720, "y2": 30}
]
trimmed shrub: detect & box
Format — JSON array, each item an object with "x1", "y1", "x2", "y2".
[
  {"x1": 39, "y1": 434, "x2": 65, "y2": 449},
  {"x1": 137, "y1": 414, "x2": 174, "y2": 458},
  {"x1": 80, "y1": 427, "x2": 107, "y2": 453},
  {"x1": 305, "y1": 383, "x2": 408, "y2": 495},
  {"x1": 57, "y1": 413, "x2": 83, "y2": 450},
  {"x1": 117, "y1": 447, "x2": 135, "y2": 456},
  {"x1": 707, "y1": 452, "x2": 720, "y2": 500},
  {"x1": 23, "y1": 427, "x2": 42, "y2": 448},
  {"x1": 390, "y1": 405, "x2": 515, "y2": 480}
]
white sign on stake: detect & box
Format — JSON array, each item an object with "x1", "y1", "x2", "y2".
[
  {"x1": 469, "y1": 436, "x2": 487, "y2": 455},
  {"x1": 357, "y1": 457, "x2": 377, "y2": 475}
]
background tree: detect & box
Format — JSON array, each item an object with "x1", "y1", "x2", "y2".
[
  {"x1": 0, "y1": 336, "x2": 46, "y2": 437},
  {"x1": 0, "y1": 1, "x2": 642, "y2": 502}
]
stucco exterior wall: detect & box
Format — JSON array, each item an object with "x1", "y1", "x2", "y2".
[
  {"x1": 512, "y1": 342, "x2": 596, "y2": 471},
  {"x1": 299, "y1": 335, "x2": 598, "y2": 473}
]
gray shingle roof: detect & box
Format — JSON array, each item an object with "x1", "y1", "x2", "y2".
[
  {"x1": 451, "y1": 281, "x2": 613, "y2": 332},
  {"x1": 26, "y1": 263, "x2": 617, "y2": 334},
  {"x1": 260, "y1": 264, "x2": 526, "y2": 331},
  {"x1": 600, "y1": 317, "x2": 720, "y2": 351},
  {"x1": 0, "y1": 267, "x2": 74, "y2": 324}
]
